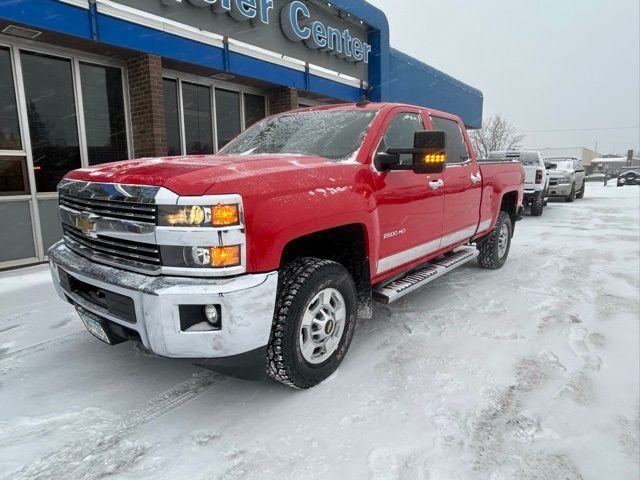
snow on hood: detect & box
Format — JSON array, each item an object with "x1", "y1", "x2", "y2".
[{"x1": 64, "y1": 154, "x2": 340, "y2": 196}]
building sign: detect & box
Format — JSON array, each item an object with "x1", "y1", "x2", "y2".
[
  {"x1": 281, "y1": 1, "x2": 372, "y2": 63},
  {"x1": 112, "y1": 0, "x2": 370, "y2": 79}
]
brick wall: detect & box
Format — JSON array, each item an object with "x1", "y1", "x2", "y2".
[
  {"x1": 126, "y1": 54, "x2": 166, "y2": 158},
  {"x1": 268, "y1": 87, "x2": 299, "y2": 114}
]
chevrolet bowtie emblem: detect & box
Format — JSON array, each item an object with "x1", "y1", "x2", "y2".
[{"x1": 77, "y1": 216, "x2": 96, "y2": 235}]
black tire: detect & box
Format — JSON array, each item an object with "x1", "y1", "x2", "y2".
[
  {"x1": 477, "y1": 212, "x2": 513, "y2": 270},
  {"x1": 266, "y1": 258, "x2": 357, "y2": 389},
  {"x1": 565, "y1": 183, "x2": 576, "y2": 202},
  {"x1": 530, "y1": 195, "x2": 544, "y2": 216},
  {"x1": 576, "y1": 181, "x2": 585, "y2": 199},
  {"x1": 617, "y1": 182, "x2": 624, "y2": 187}
]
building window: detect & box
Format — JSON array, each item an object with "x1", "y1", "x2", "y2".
[
  {"x1": 0, "y1": 156, "x2": 29, "y2": 196},
  {"x1": 244, "y1": 93, "x2": 266, "y2": 129},
  {"x1": 216, "y1": 89, "x2": 241, "y2": 149},
  {"x1": 0, "y1": 48, "x2": 21, "y2": 151},
  {"x1": 21, "y1": 51, "x2": 81, "y2": 192},
  {"x1": 182, "y1": 82, "x2": 213, "y2": 155},
  {"x1": 80, "y1": 62, "x2": 128, "y2": 165},
  {"x1": 163, "y1": 78, "x2": 181, "y2": 156}
]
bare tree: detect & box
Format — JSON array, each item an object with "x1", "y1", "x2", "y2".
[{"x1": 468, "y1": 114, "x2": 525, "y2": 159}]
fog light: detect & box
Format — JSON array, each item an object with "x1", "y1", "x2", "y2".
[{"x1": 203, "y1": 304, "x2": 219, "y2": 325}]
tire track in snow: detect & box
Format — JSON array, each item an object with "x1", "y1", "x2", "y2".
[
  {"x1": 0, "y1": 331, "x2": 87, "y2": 364},
  {"x1": 7, "y1": 370, "x2": 227, "y2": 480}
]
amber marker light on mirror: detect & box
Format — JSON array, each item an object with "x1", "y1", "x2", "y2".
[
  {"x1": 210, "y1": 245, "x2": 241, "y2": 268},
  {"x1": 423, "y1": 154, "x2": 447, "y2": 164},
  {"x1": 212, "y1": 204, "x2": 240, "y2": 227}
]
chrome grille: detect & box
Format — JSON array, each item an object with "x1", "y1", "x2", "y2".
[
  {"x1": 63, "y1": 225, "x2": 161, "y2": 272},
  {"x1": 59, "y1": 193, "x2": 157, "y2": 224}
]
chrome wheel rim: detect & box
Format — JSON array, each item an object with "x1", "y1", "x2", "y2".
[
  {"x1": 498, "y1": 223, "x2": 510, "y2": 258},
  {"x1": 299, "y1": 288, "x2": 346, "y2": 365}
]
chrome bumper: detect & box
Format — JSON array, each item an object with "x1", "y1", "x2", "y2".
[
  {"x1": 48, "y1": 241, "x2": 278, "y2": 359},
  {"x1": 548, "y1": 183, "x2": 572, "y2": 196}
]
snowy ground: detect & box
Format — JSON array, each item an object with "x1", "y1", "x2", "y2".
[{"x1": 1, "y1": 184, "x2": 638, "y2": 480}]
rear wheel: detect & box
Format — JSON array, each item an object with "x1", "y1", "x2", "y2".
[
  {"x1": 477, "y1": 212, "x2": 513, "y2": 270},
  {"x1": 565, "y1": 183, "x2": 576, "y2": 202},
  {"x1": 267, "y1": 258, "x2": 357, "y2": 389},
  {"x1": 530, "y1": 195, "x2": 544, "y2": 216}
]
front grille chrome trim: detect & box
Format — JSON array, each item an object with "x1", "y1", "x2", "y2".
[
  {"x1": 64, "y1": 227, "x2": 161, "y2": 265},
  {"x1": 64, "y1": 235, "x2": 162, "y2": 275},
  {"x1": 58, "y1": 179, "x2": 247, "y2": 277}
]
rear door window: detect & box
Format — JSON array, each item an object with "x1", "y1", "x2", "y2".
[{"x1": 430, "y1": 116, "x2": 470, "y2": 164}]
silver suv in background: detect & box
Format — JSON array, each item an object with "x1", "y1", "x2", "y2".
[
  {"x1": 545, "y1": 157, "x2": 586, "y2": 202},
  {"x1": 488, "y1": 150, "x2": 549, "y2": 216}
]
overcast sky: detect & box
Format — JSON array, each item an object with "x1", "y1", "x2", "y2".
[{"x1": 367, "y1": 0, "x2": 640, "y2": 155}]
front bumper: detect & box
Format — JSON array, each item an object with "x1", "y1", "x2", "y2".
[
  {"x1": 618, "y1": 178, "x2": 640, "y2": 185},
  {"x1": 548, "y1": 183, "x2": 572, "y2": 197},
  {"x1": 49, "y1": 241, "x2": 278, "y2": 359}
]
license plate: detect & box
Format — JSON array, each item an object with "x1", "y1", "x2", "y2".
[{"x1": 78, "y1": 311, "x2": 112, "y2": 344}]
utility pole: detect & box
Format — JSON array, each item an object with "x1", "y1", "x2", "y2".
[{"x1": 627, "y1": 150, "x2": 634, "y2": 167}]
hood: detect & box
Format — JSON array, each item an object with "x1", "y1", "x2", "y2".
[{"x1": 64, "y1": 154, "x2": 341, "y2": 196}]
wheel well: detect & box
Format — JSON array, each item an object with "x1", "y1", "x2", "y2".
[
  {"x1": 500, "y1": 191, "x2": 518, "y2": 224},
  {"x1": 281, "y1": 224, "x2": 372, "y2": 318}
]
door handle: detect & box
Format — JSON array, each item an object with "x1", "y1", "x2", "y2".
[
  {"x1": 428, "y1": 179, "x2": 444, "y2": 190},
  {"x1": 470, "y1": 173, "x2": 482, "y2": 184}
]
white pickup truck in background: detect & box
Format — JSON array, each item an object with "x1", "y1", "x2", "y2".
[{"x1": 488, "y1": 151, "x2": 550, "y2": 216}]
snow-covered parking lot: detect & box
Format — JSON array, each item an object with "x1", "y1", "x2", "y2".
[{"x1": 1, "y1": 184, "x2": 638, "y2": 480}]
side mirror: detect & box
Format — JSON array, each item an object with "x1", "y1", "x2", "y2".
[
  {"x1": 411, "y1": 130, "x2": 447, "y2": 174},
  {"x1": 374, "y1": 152, "x2": 401, "y2": 171},
  {"x1": 380, "y1": 130, "x2": 448, "y2": 174}
]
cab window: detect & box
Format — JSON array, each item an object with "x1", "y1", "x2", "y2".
[
  {"x1": 377, "y1": 113, "x2": 425, "y2": 165},
  {"x1": 430, "y1": 116, "x2": 470, "y2": 164}
]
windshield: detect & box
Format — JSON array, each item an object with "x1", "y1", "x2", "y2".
[
  {"x1": 219, "y1": 110, "x2": 377, "y2": 162},
  {"x1": 548, "y1": 160, "x2": 574, "y2": 171}
]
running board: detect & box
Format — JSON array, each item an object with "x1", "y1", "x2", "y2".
[{"x1": 373, "y1": 246, "x2": 479, "y2": 304}]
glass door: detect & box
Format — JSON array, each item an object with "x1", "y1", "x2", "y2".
[
  {"x1": 0, "y1": 41, "x2": 131, "y2": 268},
  {"x1": 0, "y1": 46, "x2": 39, "y2": 267}
]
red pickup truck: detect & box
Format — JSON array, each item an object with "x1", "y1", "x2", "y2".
[{"x1": 49, "y1": 102, "x2": 524, "y2": 388}]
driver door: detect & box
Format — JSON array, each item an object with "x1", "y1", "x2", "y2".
[{"x1": 371, "y1": 108, "x2": 444, "y2": 277}]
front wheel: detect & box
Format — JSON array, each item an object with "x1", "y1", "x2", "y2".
[
  {"x1": 565, "y1": 183, "x2": 576, "y2": 202},
  {"x1": 267, "y1": 258, "x2": 357, "y2": 389},
  {"x1": 477, "y1": 212, "x2": 513, "y2": 270},
  {"x1": 576, "y1": 181, "x2": 585, "y2": 199}
]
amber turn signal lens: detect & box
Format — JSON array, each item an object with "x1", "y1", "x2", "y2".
[
  {"x1": 212, "y1": 204, "x2": 240, "y2": 227},
  {"x1": 423, "y1": 154, "x2": 446, "y2": 164},
  {"x1": 210, "y1": 245, "x2": 241, "y2": 268}
]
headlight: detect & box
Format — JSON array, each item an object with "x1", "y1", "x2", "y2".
[
  {"x1": 161, "y1": 245, "x2": 242, "y2": 268},
  {"x1": 158, "y1": 204, "x2": 240, "y2": 227}
]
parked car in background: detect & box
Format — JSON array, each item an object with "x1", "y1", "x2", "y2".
[
  {"x1": 585, "y1": 173, "x2": 606, "y2": 182},
  {"x1": 488, "y1": 150, "x2": 549, "y2": 216},
  {"x1": 544, "y1": 157, "x2": 586, "y2": 202},
  {"x1": 617, "y1": 167, "x2": 640, "y2": 187}
]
